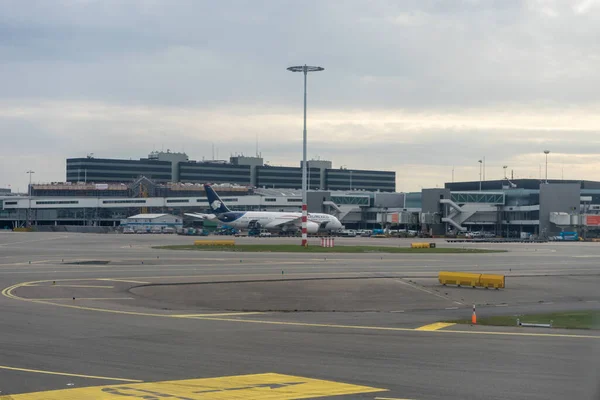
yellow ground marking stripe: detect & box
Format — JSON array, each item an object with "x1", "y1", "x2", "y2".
[
  {"x1": 97, "y1": 278, "x2": 150, "y2": 284},
  {"x1": 0, "y1": 365, "x2": 142, "y2": 383},
  {"x1": 28, "y1": 297, "x2": 134, "y2": 301},
  {"x1": 415, "y1": 322, "x2": 456, "y2": 331},
  {"x1": 0, "y1": 372, "x2": 386, "y2": 400},
  {"x1": 46, "y1": 285, "x2": 114, "y2": 288},
  {"x1": 1, "y1": 280, "x2": 262, "y2": 318},
  {"x1": 172, "y1": 312, "x2": 264, "y2": 318},
  {"x1": 5, "y1": 278, "x2": 600, "y2": 340},
  {"x1": 192, "y1": 316, "x2": 600, "y2": 339}
]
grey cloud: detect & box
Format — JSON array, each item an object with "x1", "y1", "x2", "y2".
[
  {"x1": 2, "y1": 1, "x2": 600, "y2": 190},
  {"x1": 2, "y1": 1, "x2": 600, "y2": 108}
]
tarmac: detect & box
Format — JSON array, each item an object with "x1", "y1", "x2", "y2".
[{"x1": 0, "y1": 232, "x2": 599, "y2": 399}]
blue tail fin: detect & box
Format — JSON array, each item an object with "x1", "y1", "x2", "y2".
[{"x1": 204, "y1": 184, "x2": 231, "y2": 214}]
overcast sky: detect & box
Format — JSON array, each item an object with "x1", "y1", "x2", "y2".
[{"x1": 1, "y1": 0, "x2": 600, "y2": 192}]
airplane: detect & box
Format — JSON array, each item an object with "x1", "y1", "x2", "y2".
[{"x1": 185, "y1": 184, "x2": 343, "y2": 234}]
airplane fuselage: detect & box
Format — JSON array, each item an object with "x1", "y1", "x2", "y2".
[{"x1": 216, "y1": 211, "x2": 342, "y2": 233}]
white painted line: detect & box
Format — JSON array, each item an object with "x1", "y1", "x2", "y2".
[
  {"x1": 445, "y1": 307, "x2": 458, "y2": 310},
  {"x1": 390, "y1": 310, "x2": 405, "y2": 313},
  {"x1": 453, "y1": 301, "x2": 464, "y2": 305},
  {"x1": 495, "y1": 304, "x2": 509, "y2": 307},
  {"x1": 395, "y1": 279, "x2": 453, "y2": 301},
  {"x1": 585, "y1": 300, "x2": 599, "y2": 303}
]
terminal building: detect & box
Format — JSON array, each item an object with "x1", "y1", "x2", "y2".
[
  {"x1": 419, "y1": 179, "x2": 600, "y2": 238},
  {"x1": 4, "y1": 177, "x2": 600, "y2": 238},
  {"x1": 5, "y1": 150, "x2": 600, "y2": 238},
  {"x1": 66, "y1": 151, "x2": 396, "y2": 192}
]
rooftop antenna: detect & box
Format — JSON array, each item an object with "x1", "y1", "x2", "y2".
[
  {"x1": 212, "y1": 143, "x2": 215, "y2": 160},
  {"x1": 256, "y1": 133, "x2": 259, "y2": 157}
]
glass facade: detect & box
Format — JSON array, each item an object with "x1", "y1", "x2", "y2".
[
  {"x1": 451, "y1": 192, "x2": 505, "y2": 204},
  {"x1": 256, "y1": 166, "x2": 321, "y2": 189},
  {"x1": 179, "y1": 162, "x2": 251, "y2": 185},
  {"x1": 67, "y1": 158, "x2": 172, "y2": 183},
  {"x1": 330, "y1": 195, "x2": 370, "y2": 206},
  {"x1": 325, "y1": 169, "x2": 395, "y2": 192}
]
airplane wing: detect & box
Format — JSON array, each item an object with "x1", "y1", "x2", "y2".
[
  {"x1": 264, "y1": 216, "x2": 323, "y2": 232},
  {"x1": 184, "y1": 213, "x2": 216, "y2": 220},
  {"x1": 264, "y1": 216, "x2": 302, "y2": 229}
]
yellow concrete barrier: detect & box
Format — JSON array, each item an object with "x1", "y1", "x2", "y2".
[
  {"x1": 13, "y1": 227, "x2": 33, "y2": 232},
  {"x1": 438, "y1": 271, "x2": 505, "y2": 289},
  {"x1": 411, "y1": 242, "x2": 431, "y2": 248},
  {"x1": 194, "y1": 240, "x2": 235, "y2": 246},
  {"x1": 480, "y1": 273, "x2": 505, "y2": 289},
  {"x1": 438, "y1": 271, "x2": 482, "y2": 287}
]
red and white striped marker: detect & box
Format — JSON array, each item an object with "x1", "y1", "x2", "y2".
[
  {"x1": 301, "y1": 204, "x2": 308, "y2": 247},
  {"x1": 320, "y1": 238, "x2": 335, "y2": 248}
]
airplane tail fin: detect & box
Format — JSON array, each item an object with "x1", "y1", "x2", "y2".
[{"x1": 203, "y1": 184, "x2": 231, "y2": 214}]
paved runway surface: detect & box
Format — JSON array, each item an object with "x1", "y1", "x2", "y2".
[{"x1": 0, "y1": 232, "x2": 599, "y2": 399}]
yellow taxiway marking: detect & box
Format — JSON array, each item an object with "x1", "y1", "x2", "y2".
[
  {"x1": 28, "y1": 297, "x2": 134, "y2": 301},
  {"x1": 172, "y1": 312, "x2": 264, "y2": 318},
  {"x1": 5, "y1": 278, "x2": 600, "y2": 340},
  {"x1": 195, "y1": 315, "x2": 600, "y2": 339},
  {"x1": 97, "y1": 278, "x2": 150, "y2": 284},
  {"x1": 0, "y1": 372, "x2": 386, "y2": 400},
  {"x1": 415, "y1": 322, "x2": 456, "y2": 331},
  {"x1": 47, "y1": 284, "x2": 114, "y2": 288},
  {"x1": 0, "y1": 365, "x2": 142, "y2": 383}
]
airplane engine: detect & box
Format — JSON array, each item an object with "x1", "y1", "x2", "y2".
[{"x1": 306, "y1": 221, "x2": 320, "y2": 234}]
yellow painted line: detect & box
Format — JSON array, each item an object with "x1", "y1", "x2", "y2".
[
  {"x1": 47, "y1": 285, "x2": 114, "y2": 288},
  {"x1": 193, "y1": 316, "x2": 600, "y2": 339},
  {"x1": 0, "y1": 365, "x2": 142, "y2": 383},
  {"x1": 0, "y1": 372, "x2": 386, "y2": 400},
  {"x1": 97, "y1": 278, "x2": 150, "y2": 284},
  {"x1": 5, "y1": 279, "x2": 600, "y2": 340},
  {"x1": 1, "y1": 280, "x2": 260, "y2": 318},
  {"x1": 172, "y1": 312, "x2": 264, "y2": 318},
  {"x1": 28, "y1": 298, "x2": 134, "y2": 301},
  {"x1": 415, "y1": 322, "x2": 456, "y2": 331}
]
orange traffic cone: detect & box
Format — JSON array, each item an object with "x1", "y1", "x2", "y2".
[{"x1": 471, "y1": 304, "x2": 477, "y2": 324}]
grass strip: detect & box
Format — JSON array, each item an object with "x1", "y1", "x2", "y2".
[{"x1": 450, "y1": 310, "x2": 600, "y2": 330}]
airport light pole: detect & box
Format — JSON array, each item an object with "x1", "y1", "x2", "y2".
[
  {"x1": 478, "y1": 160, "x2": 483, "y2": 191},
  {"x1": 544, "y1": 150, "x2": 550, "y2": 183},
  {"x1": 503, "y1": 165, "x2": 508, "y2": 179},
  {"x1": 26, "y1": 170, "x2": 34, "y2": 227},
  {"x1": 287, "y1": 64, "x2": 324, "y2": 247}
]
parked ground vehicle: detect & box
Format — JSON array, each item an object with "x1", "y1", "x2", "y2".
[{"x1": 550, "y1": 231, "x2": 579, "y2": 241}]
